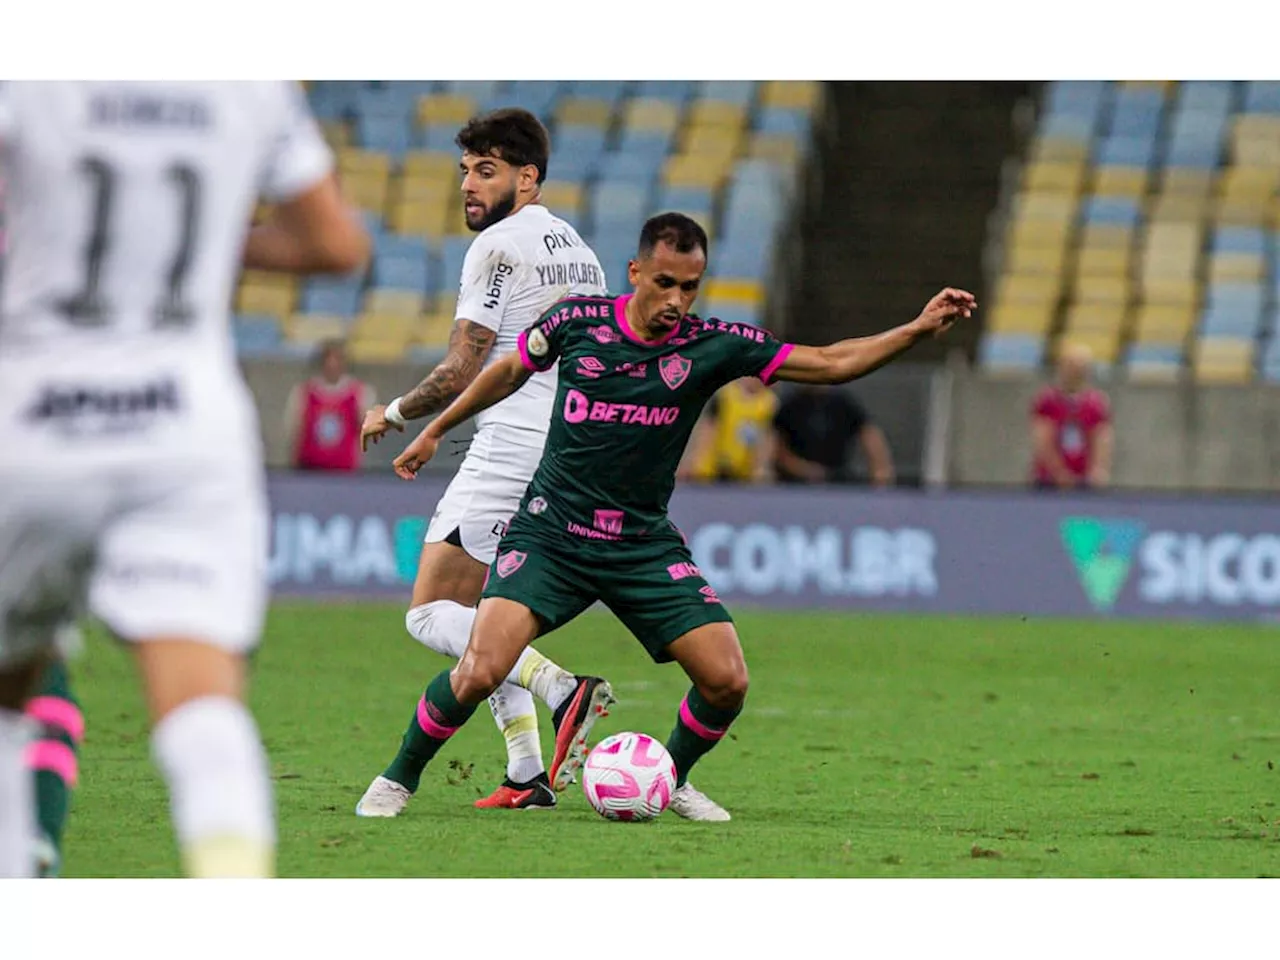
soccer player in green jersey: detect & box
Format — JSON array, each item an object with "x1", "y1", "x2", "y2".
[{"x1": 387, "y1": 212, "x2": 975, "y2": 819}]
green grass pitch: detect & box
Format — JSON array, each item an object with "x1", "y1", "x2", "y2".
[{"x1": 60, "y1": 603, "x2": 1280, "y2": 877}]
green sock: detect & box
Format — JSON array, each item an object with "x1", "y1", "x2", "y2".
[
  {"x1": 665, "y1": 687, "x2": 742, "y2": 787},
  {"x1": 25, "y1": 659, "x2": 83, "y2": 871},
  {"x1": 383, "y1": 671, "x2": 478, "y2": 793}
]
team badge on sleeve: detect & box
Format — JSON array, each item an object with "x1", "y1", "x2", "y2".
[{"x1": 527, "y1": 328, "x2": 549, "y2": 358}]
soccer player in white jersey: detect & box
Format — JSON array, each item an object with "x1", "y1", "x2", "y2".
[
  {"x1": 0, "y1": 80, "x2": 369, "y2": 877},
  {"x1": 356, "y1": 108, "x2": 622, "y2": 815}
]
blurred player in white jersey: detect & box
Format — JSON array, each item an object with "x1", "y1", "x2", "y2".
[
  {"x1": 0, "y1": 81, "x2": 369, "y2": 877},
  {"x1": 356, "y1": 109, "x2": 617, "y2": 815}
]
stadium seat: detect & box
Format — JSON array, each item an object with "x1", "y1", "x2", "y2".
[
  {"x1": 1104, "y1": 85, "x2": 1166, "y2": 138},
  {"x1": 1140, "y1": 276, "x2": 1199, "y2": 307},
  {"x1": 1207, "y1": 251, "x2": 1266, "y2": 283},
  {"x1": 563, "y1": 81, "x2": 630, "y2": 108},
  {"x1": 979, "y1": 333, "x2": 1045, "y2": 372},
  {"x1": 699, "y1": 80, "x2": 758, "y2": 107},
  {"x1": 1132, "y1": 303, "x2": 1197, "y2": 344},
  {"x1": 417, "y1": 94, "x2": 476, "y2": 128},
  {"x1": 687, "y1": 99, "x2": 748, "y2": 132},
  {"x1": 984, "y1": 302, "x2": 1056, "y2": 336},
  {"x1": 355, "y1": 114, "x2": 413, "y2": 157},
  {"x1": 236, "y1": 281, "x2": 295, "y2": 321},
  {"x1": 759, "y1": 81, "x2": 822, "y2": 114},
  {"x1": 364, "y1": 289, "x2": 425, "y2": 318},
  {"x1": 1091, "y1": 165, "x2": 1148, "y2": 197},
  {"x1": 287, "y1": 313, "x2": 351, "y2": 345},
  {"x1": 388, "y1": 196, "x2": 453, "y2": 241},
  {"x1": 1192, "y1": 337, "x2": 1254, "y2": 383},
  {"x1": 597, "y1": 149, "x2": 663, "y2": 186},
  {"x1": 634, "y1": 80, "x2": 696, "y2": 104},
  {"x1": 1043, "y1": 80, "x2": 1108, "y2": 126},
  {"x1": 1242, "y1": 81, "x2": 1280, "y2": 114},
  {"x1": 540, "y1": 180, "x2": 585, "y2": 221},
  {"x1": 1081, "y1": 196, "x2": 1142, "y2": 228},
  {"x1": 372, "y1": 251, "x2": 429, "y2": 294},
  {"x1": 1094, "y1": 136, "x2": 1158, "y2": 168},
  {"x1": 995, "y1": 272, "x2": 1061, "y2": 306},
  {"x1": 1003, "y1": 239, "x2": 1070, "y2": 276},
  {"x1": 1028, "y1": 135, "x2": 1091, "y2": 164},
  {"x1": 556, "y1": 97, "x2": 613, "y2": 128},
  {"x1": 445, "y1": 81, "x2": 507, "y2": 101},
  {"x1": 300, "y1": 277, "x2": 364, "y2": 318},
  {"x1": 1022, "y1": 159, "x2": 1087, "y2": 194},
  {"x1": 623, "y1": 98, "x2": 682, "y2": 135},
  {"x1": 234, "y1": 314, "x2": 284, "y2": 357},
  {"x1": 1125, "y1": 342, "x2": 1184, "y2": 382}
]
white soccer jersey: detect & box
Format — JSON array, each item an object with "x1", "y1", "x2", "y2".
[
  {"x1": 455, "y1": 203, "x2": 607, "y2": 452},
  {"x1": 0, "y1": 81, "x2": 332, "y2": 466}
]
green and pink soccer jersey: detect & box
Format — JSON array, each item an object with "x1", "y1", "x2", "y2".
[{"x1": 513, "y1": 293, "x2": 793, "y2": 540}]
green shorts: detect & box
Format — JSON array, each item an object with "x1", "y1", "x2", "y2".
[{"x1": 481, "y1": 518, "x2": 734, "y2": 663}]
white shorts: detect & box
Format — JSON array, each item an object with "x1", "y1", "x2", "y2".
[
  {"x1": 0, "y1": 460, "x2": 268, "y2": 668},
  {"x1": 424, "y1": 436, "x2": 541, "y2": 566}
]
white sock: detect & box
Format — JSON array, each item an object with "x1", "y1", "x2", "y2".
[
  {"x1": 405, "y1": 600, "x2": 474, "y2": 659},
  {"x1": 514, "y1": 648, "x2": 579, "y2": 713},
  {"x1": 0, "y1": 708, "x2": 35, "y2": 877},
  {"x1": 486, "y1": 685, "x2": 544, "y2": 783},
  {"x1": 151, "y1": 696, "x2": 275, "y2": 878}
]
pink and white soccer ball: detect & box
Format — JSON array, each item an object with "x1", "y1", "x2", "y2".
[{"x1": 582, "y1": 732, "x2": 678, "y2": 821}]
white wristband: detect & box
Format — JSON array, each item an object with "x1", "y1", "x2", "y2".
[{"x1": 384, "y1": 397, "x2": 407, "y2": 427}]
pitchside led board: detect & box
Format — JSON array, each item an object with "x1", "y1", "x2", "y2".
[{"x1": 266, "y1": 472, "x2": 1280, "y2": 624}]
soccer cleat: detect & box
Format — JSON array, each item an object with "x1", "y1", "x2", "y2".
[
  {"x1": 474, "y1": 773, "x2": 557, "y2": 810},
  {"x1": 355, "y1": 775, "x2": 412, "y2": 818},
  {"x1": 548, "y1": 676, "x2": 616, "y2": 792},
  {"x1": 33, "y1": 832, "x2": 60, "y2": 879},
  {"x1": 669, "y1": 782, "x2": 731, "y2": 821}
]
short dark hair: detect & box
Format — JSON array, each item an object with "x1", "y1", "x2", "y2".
[
  {"x1": 455, "y1": 108, "x2": 550, "y2": 184},
  {"x1": 637, "y1": 212, "x2": 709, "y2": 260}
]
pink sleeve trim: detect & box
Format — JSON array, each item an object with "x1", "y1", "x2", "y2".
[
  {"x1": 516, "y1": 329, "x2": 539, "y2": 372},
  {"x1": 759, "y1": 343, "x2": 795, "y2": 385}
]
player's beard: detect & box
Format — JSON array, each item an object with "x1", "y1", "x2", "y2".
[{"x1": 466, "y1": 186, "x2": 518, "y2": 232}]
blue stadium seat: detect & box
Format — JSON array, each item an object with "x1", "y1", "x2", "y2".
[
  {"x1": 1200, "y1": 307, "x2": 1262, "y2": 339},
  {"x1": 373, "y1": 252, "x2": 429, "y2": 293},
  {"x1": 1164, "y1": 137, "x2": 1221, "y2": 168},
  {"x1": 1094, "y1": 136, "x2": 1158, "y2": 168},
  {"x1": 634, "y1": 80, "x2": 696, "y2": 104},
  {"x1": 1105, "y1": 86, "x2": 1166, "y2": 139},
  {"x1": 1044, "y1": 80, "x2": 1108, "y2": 121},
  {"x1": 356, "y1": 114, "x2": 413, "y2": 157},
  {"x1": 1211, "y1": 226, "x2": 1268, "y2": 255},
  {"x1": 1260, "y1": 339, "x2": 1280, "y2": 382},
  {"x1": 308, "y1": 81, "x2": 357, "y2": 121},
  {"x1": 1040, "y1": 114, "x2": 1096, "y2": 141},
  {"x1": 657, "y1": 185, "x2": 716, "y2": 213},
  {"x1": 234, "y1": 314, "x2": 284, "y2": 356},
  {"x1": 590, "y1": 180, "x2": 651, "y2": 232},
  {"x1": 300, "y1": 277, "x2": 364, "y2": 317},
  {"x1": 979, "y1": 334, "x2": 1045, "y2": 371},
  {"x1": 355, "y1": 84, "x2": 416, "y2": 121},
  {"x1": 552, "y1": 124, "x2": 608, "y2": 179},
  {"x1": 614, "y1": 129, "x2": 675, "y2": 160},
  {"x1": 440, "y1": 235, "x2": 473, "y2": 292},
  {"x1": 1205, "y1": 281, "x2": 1265, "y2": 318},
  {"x1": 1082, "y1": 196, "x2": 1142, "y2": 227},
  {"x1": 1175, "y1": 80, "x2": 1234, "y2": 115},
  {"x1": 1243, "y1": 81, "x2": 1280, "y2": 114},
  {"x1": 564, "y1": 81, "x2": 630, "y2": 107},
  {"x1": 702, "y1": 301, "x2": 762, "y2": 328},
  {"x1": 375, "y1": 234, "x2": 429, "y2": 261},
  {"x1": 1126, "y1": 343, "x2": 1183, "y2": 366},
  {"x1": 418, "y1": 125, "x2": 459, "y2": 152},
  {"x1": 756, "y1": 108, "x2": 811, "y2": 139},
  {"x1": 699, "y1": 80, "x2": 758, "y2": 106},
  {"x1": 716, "y1": 239, "x2": 772, "y2": 279},
  {"x1": 596, "y1": 150, "x2": 663, "y2": 186},
  {"x1": 360, "y1": 209, "x2": 386, "y2": 244}
]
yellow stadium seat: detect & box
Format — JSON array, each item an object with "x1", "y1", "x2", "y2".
[
  {"x1": 1075, "y1": 245, "x2": 1132, "y2": 278},
  {"x1": 1132, "y1": 303, "x2": 1196, "y2": 343},
  {"x1": 347, "y1": 339, "x2": 411, "y2": 363},
  {"x1": 746, "y1": 132, "x2": 801, "y2": 168},
  {"x1": 663, "y1": 153, "x2": 733, "y2": 190},
  {"x1": 1219, "y1": 165, "x2": 1280, "y2": 200},
  {"x1": 687, "y1": 100, "x2": 747, "y2": 131},
  {"x1": 680, "y1": 125, "x2": 742, "y2": 159},
  {"x1": 1159, "y1": 167, "x2": 1215, "y2": 197},
  {"x1": 705, "y1": 279, "x2": 764, "y2": 306},
  {"x1": 388, "y1": 197, "x2": 452, "y2": 239},
  {"x1": 1192, "y1": 338, "x2": 1254, "y2": 383},
  {"x1": 556, "y1": 98, "x2": 612, "y2": 128},
  {"x1": 352, "y1": 312, "x2": 416, "y2": 340},
  {"x1": 995, "y1": 273, "x2": 1060, "y2": 305},
  {"x1": 1072, "y1": 275, "x2": 1130, "y2": 304},
  {"x1": 239, "y1": 270, "x2": 297, "y2": 292},
  {"x1": 1029, "y1": 136, "x2": 1090, "y2": 163},
  {"x1": 416, "y1": 313, "x2": 455, "y2": 348},
  {"x1": 1140, "y1": 244, "x2": 1199, "y2": 282},
  {"x1": 1143, "y1": 221, "x2": 1202, "y2": 254},
  {"x1": 434, "y1": 294, "x2": 458, "y2": 319},
  {"x1": 364, "y1": 290, "x2": 425, "y2": 317},
  {"x1": 985, "y1": 302, "x2": 1055, "y2": 336},
  {"x1": 1231, "y1": 115, "x2": 1280, "y2": 165},
  {"x1": 1093, "y1": 165, "x2": 1149, "y2": 197},
  {"x1": 321, "y1": 120, "x2": 350, "y2": 150},
  {"x1": 1004, "y1": 241, "x2": 1069, "y2": 276},
  {"x1": 1140, "y1": 276, "x2": 1198, "y2": 306},
  {"x1": 623, "y1": 98, "x2": 681, "y2": 134},
  {"x1": 391, "y1": 176, "x2": 456, "y2": 207},
  {"x1": 1008, "y1": 217, "x2": 1073, "y2": 249},
  {"x1": 287, "y1": 314, "x2": 348, "y2": 345},
  {"x1": 761, "y1": 81, "x2": 822, "y2": 113},
  {"x1": 540, "y1": 180, "x2": 584, "y2": 220},
  {"x1": 1022, "y1": 159, "x2": 1086, "y2": 194},
  {"x1": 1010, "y1": 191, "x2": 1076, "y2": 221},
  {"x1": 1149, "y1": 192, "x2": 1210, "y2": 222},
  {"x1": 1208, "y1": 252, "x2": 1266, "y2": 283},
  {"x1": 1078, "y1": 223, "x2": 1134, "y2": 249},
  {"x1": 402, "y1": 151, "x2": 458, "y2": 182},
  {"x1": 416, "y1": 94, "x2": 475, "y2": 128},
  {"x1": 338, "y1": 148, "x2": 391, "y2": 180},
  {"x1": 342, "y1": 172, "x2": 389, "y2": 214},
  {"x1": 1064, "y1": 301, "x2": 1128, "y2": 334},
  {"x1": 1213, "y1": 196, "x2": 1270, "y2": 227},
  {"x1": 237, "y1": 284, "x2": 295, "y2": 320}
]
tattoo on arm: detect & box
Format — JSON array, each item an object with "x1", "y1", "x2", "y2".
[{"x1": 399, "y1": 320, "x2": 497, "y2": 421}]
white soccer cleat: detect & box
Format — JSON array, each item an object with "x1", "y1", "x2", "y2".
[
  {"x1": 669, "y1": 782, "x2": 731, "y2": 821},
  {"x1": 355, "y1": 775, "x2": 412, "y2": 818}
]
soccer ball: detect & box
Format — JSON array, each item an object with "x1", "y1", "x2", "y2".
[{"x1": 581, "y1": 732, "x2": 678, "y2": 822}]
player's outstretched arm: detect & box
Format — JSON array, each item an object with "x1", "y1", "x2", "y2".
[
  {"x1": 243, "y1": 174, "x2": 370, "y2": 274},
  {"x1": 392, "y1": 352, "x2": 533, "y2": 479},
  {"x1": 361, "y1": 320, "x2": 497, "y2": 451},
  {"x1": 774, "y1": 288, "x2": 976, "y2": 385}
]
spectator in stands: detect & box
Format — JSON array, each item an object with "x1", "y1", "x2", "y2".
[
  {"x1": 1030, "y1": 342, "x2": 1113, "y2": 490},
  {"x1": 680, "y1": 377, "x2": 778, "y2": 483},
  {"x1": 285, "y1": 339, "x2": 375, "y2": 472},
  {"x1": 771, "y1": 385, "x2": 895, "y2": 486}
]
